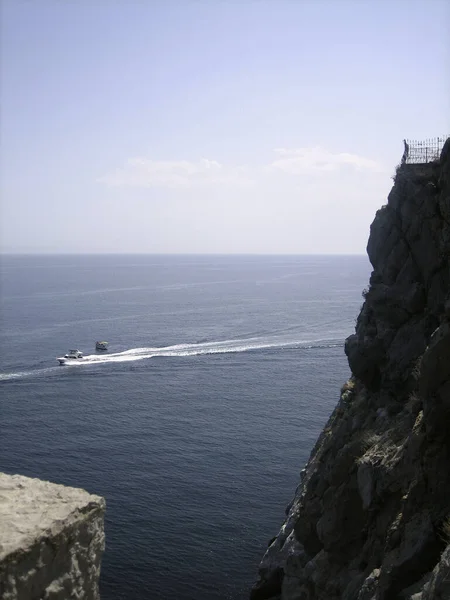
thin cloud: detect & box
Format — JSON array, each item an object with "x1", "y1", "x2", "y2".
[
  {"x1": 270, "y1": 147, "x2": 383, "y2": 174},
  {"x1": 98, "y1": 147, "x2": 383, "y2": 190},
  {"x1": 98, "y1": 157, "x2": 253, "y2": 189}
]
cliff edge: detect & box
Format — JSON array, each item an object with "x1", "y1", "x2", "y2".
[{"x1": 251, "y1": 138, "x2": 450, "y2": 600}]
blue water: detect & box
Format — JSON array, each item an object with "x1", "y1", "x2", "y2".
[{"x1": 0, "y1": 254, "x2": 370, "y2": 600}]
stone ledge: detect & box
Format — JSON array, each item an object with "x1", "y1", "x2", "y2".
[{"x1": 0, "y1": 473, "x2": 105, "y2": 600}]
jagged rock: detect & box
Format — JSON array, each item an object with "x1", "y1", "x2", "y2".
[
  {"x1": 377, "y1": 510, "x2": 441, "y2": 599},
  {"x1": 357, "y1": 458, "x2": 375, "y2": 510},
  {"x1": 345, "y1": 141, "x2": 450, "y2": 392},
  {"x1": 356, "y1": 569, "x2": 379, "y2": 600},
  {"x1": 421, "y1": 544, "x2": 450, "y2": 599},
  {"x1": 251, "y1": 138, "x2": 450, "y2": 600},
  {"x1": 316, "y1": 480, "x2": 365, "y2": 561}
]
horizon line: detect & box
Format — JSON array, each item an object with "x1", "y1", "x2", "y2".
[{"x1": 0, "y1": 251, "x2": 368, "y2": 257}]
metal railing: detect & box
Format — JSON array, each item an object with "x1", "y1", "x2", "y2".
[{"x1": 402, "y1": 136, "x2": 448, "y2": 164}]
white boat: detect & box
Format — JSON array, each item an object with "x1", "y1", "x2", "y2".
[
  {"x1": 57, "y1": 349, "x2": 84, "y2": 365},
  {"x1": 95, "y1": 341, "x2": 108, "y2": 351}
]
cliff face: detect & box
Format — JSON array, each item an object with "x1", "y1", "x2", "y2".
[
  {"x1": 252, "y1": 139, "x2": 450, "y2": 600},
  {"x1": 0, "y1": 473, "x2": 105, "y2": 600}
]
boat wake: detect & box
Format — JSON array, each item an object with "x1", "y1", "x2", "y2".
[{"x1": 0, "y1": 336, "x2": 343, "y2": 381}]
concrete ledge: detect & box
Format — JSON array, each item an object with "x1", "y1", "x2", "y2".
[{"x1": 0, "y1": 473, "x2": 105, "y2": 600}]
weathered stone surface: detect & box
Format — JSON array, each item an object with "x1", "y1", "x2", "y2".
[
  {"x1": 251, "y1": 139, "x2": 450, "y2": 600},
  {"x1": 0, "y1": 473, "x2": 105, "y2": 600}
]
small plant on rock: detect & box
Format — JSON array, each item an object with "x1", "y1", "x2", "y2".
[{"x1": 439, "y1": 515, "x2": 450, "y2": 545}]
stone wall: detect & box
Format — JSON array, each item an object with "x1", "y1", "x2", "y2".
[{"x1": 0, "y1": 473, "x2": 105, "y2": 600}]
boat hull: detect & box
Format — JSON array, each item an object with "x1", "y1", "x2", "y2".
[
  {"x1": 56, "y1": 350, "x2": 84, "y2": 365},
  {"x1": 57, "y1": 357, "x2": 84, "y2": 365}
]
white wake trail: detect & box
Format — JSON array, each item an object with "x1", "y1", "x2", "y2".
[
  {"x1": 0, "y1": 336, "x2": 343, "y2": 380},
  {"x1": 72, "y1": 336, "x2": 341, "y2": 365}
]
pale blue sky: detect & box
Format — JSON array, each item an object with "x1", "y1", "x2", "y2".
[{"x1": 1, "y1": 0, "x2": 449, "y2": 253}]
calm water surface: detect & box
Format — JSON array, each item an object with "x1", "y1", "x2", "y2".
[{"x1": 0, "y1": 254, "x2": 370, "y2": 599}]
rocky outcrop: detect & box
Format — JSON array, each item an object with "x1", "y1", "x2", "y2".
[
  {"x1": 0, "y1": 473, "x2": 105, "y2": 600},
  {"x1": 251, "y1": 138, "x2": 450, "y2": 600}
]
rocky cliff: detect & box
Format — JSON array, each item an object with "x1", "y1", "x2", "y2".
[
  {"x1": 251, "y1": 138, "x2": 450, "y2": 600},
  {"x1": 0, "y1": 473, "x2": 105, "y2": 600}
]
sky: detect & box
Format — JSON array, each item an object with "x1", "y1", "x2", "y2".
[{"x1": 1, "y1": 0, "x2": 449, "y2": 254}]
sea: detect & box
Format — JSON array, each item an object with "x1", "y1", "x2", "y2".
[{"x1": 0, "y1": 254, "x2": 371, "y2": 600}]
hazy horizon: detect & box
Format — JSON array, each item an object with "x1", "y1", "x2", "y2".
[
  {"x1": 1, "y1": 0, "x2": 449, "y2": 254},
  {"x1": 1, "y1": 251, "x2": 368, "y2": 256}
]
